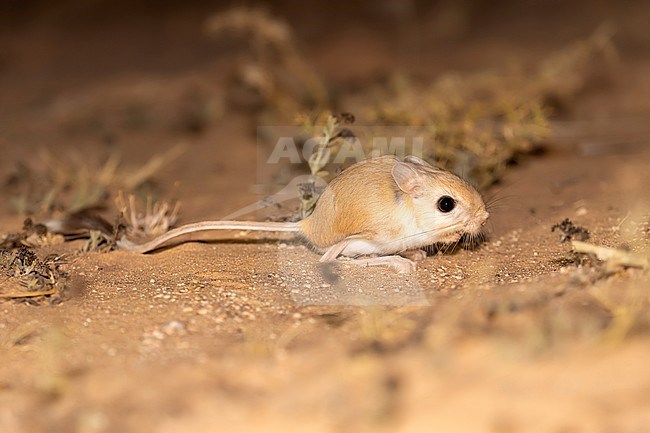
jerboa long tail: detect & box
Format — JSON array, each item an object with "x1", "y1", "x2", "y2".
[{"x1": 117, "y1": 221, "x2": 301, "y2": 253}]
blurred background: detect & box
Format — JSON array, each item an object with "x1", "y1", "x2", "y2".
[
  {"x1": 1, "y1": 0, "x2": 649, "y2": 221},
  {"x1": 1, "y1": 0, "x2": 649, "y2": 112}
]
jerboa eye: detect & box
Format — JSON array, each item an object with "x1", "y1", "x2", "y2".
[{"x1": 437, "y1": 196, "x2": 456, "y2": 213}]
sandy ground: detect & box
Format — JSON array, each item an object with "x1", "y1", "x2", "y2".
[
  {"x1": 0, "y1": 1, "x2": 649, "y2": 432},
  {"x1": 1, "y1": 143, "x2": 648, "y2": 433}
]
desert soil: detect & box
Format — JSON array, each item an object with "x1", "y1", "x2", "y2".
[{"x1": 0, "y1": 2, "x2": 649, "y2": 432}]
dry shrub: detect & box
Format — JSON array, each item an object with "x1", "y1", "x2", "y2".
[
  {"x1": 0, "y1": 246, "x2": 67, "y2": 303},
  {"x1": 298, "y1": 26, "x2": 617, "y2": 189},
  {"x1": 115, "y1": 192, "x2": 180, "y2": 242},
  {"x1": 4, "y1": 145, "x2": 186, "y2": 217},
  {"x1": 206, "y1": 6, "x2": 327, "y2": 115}
]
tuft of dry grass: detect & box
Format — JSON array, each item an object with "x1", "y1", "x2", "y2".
[
  {"x1": 206, "y1": 6, "x2": 327, "y2": 115},
  {"x1": 3, "y1": 144, "x2": 186, "y2": 217},
  {"x1": 115, "y1": 192, "x2": 181, "y2": 242}
]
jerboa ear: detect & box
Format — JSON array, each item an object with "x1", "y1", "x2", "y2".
[
  {"x1": 392, "y1": 162, "x2": 423, "y2": 197},
  {"x1": 403, "y1": 155, "x2": 432, "y2": 167},
  {"x1": 404, "y1": 155, "x2": 442, "y2": 171}
]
